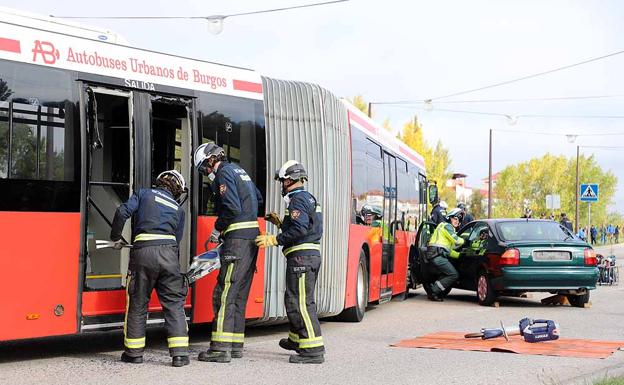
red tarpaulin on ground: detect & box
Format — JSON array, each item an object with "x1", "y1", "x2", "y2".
[{"x1": 391, "y1": 332, "x2": 624, "y2": 359}]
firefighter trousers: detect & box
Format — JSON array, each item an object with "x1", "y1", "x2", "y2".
[
  {"x1": 284, "y1": 255, "x2": 325, "y2": 356},
  {"x1": 124, "y1": 244, "x2": 189, "y2": 357},
  {"x1": 210, "y1": 238, "x2": 258, "y2": 353},
  {"x1": 428, "y1": 255, "x2": 459, "y2": 296}
]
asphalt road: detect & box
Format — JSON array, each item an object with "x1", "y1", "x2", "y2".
[{"x1": 1, "y1": 244, "x2": 623, "y2": 385}]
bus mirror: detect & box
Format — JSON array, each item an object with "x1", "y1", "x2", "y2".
[{"x1": 428, "y1": 184, "x2": 438, "y2": 204}]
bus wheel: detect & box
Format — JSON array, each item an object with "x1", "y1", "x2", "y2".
[{"x1": 338, "y1": 250, "x2": 368, "y2": 322}]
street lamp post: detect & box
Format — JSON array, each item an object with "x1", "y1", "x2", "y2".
[
  {"x1": 575, "y1": 145, "x2": 579, "y2": 233},
  {"x1": 488, "y1": 129, "x2": 493, "y2": 218}
]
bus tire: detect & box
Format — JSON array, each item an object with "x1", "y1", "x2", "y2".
[{"x1": 338, "y1": 250, "x2": 368, "y2": 322}]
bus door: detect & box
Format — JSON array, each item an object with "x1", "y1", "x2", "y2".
[
  {"x1": 82, "y1": 86, "x2": 133, "y2": 291},
  {"x1": 380, "y1": 151, "x2": 397, "y2": 300},
  {"x1": 148, "y1": 95, "x2": 193, "y2": 273}
]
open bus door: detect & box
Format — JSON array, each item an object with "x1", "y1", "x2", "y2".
[
  {"x1": 380, "y1": 151, "x2": 397, "y2": 302},
  {"x1": 79, "y1": 84, "x2": 194, "y2": 328}
]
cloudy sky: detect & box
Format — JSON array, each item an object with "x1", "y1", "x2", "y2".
[{"x1": 6, "y1": 0, "x2": 623, "y2": 211}]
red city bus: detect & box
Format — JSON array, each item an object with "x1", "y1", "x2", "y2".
[{"x1": 0, "y1": 8, "x2": 428, "y2": 342}]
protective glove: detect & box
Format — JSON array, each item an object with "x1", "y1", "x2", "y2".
[
  {"x1": 209, "y1": 228, "x2": 222, "y2": 244},
  {"x1": 112, "y1": 240, "x2": 125, "y2": 250},
  {"x1": 255, "y1": 234, "x2": 278, "y2": 248},
  {"x1": 264, "y1": 212, "x2": 282, "y2": 228}
]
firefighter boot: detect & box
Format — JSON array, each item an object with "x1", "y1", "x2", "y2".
[
  {"x1": 198, "y1": 350, "x2": 231, "y2": 363},
  {"x1": 121, "y1": 352, "x2": 143, "y2": 364},
  {"x1": 279, "y1": 338, "x2": 300, "y2": 353},
  {"x1": 289, "y1": 354, "x2": 324, "y2": 364},
  {"x1": 231, "y1": 350, "x2": 243, "y2": 359},
  {"x1": 172, "y1": 356, "x2": 190, "y2": 367}
]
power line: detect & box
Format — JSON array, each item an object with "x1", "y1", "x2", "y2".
[
  {"x1": 427, "y1": 49, "x2": 624, "y2": 101},
  {"x1": 372, "y1": 94, "x2": 624, "y2": 105},
  {"x1": 51, "y1": 0, "x2": 348, "y2": 19},
  {"x1": 382, "y1": 104, "x2": 624, "y2": 120},
  {"x1": 496, "y1": 129, "x2": 624, "y2": 137}
]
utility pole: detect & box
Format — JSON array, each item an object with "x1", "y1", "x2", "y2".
[
  {"x1": 575, "y1": 145, "x2": 579, "y2": 233},
  {"x1": 488, "y1": 129, "x2": 493, "y2": 219}
]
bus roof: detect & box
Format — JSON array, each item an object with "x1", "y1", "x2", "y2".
[
  {"x1": 0, "y1": 7, "x2": 263, "y2": 100},
  {"x1": 342, "y1": 100, "x2": 426, "y2": 171}
]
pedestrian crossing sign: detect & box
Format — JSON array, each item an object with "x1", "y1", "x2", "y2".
[{"x1": 580, "y1": 183, "x2": 599, "y2": 202}]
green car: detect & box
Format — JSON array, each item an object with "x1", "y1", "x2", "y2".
[{"x1": 412, "y1": 219, "x2": 599, "y2": 307}]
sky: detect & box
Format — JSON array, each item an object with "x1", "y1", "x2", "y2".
[{"x1": 5, "y1": 0, "x2": 623, "y2": 212}]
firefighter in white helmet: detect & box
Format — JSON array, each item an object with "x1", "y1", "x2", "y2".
[
  {"x1": 110, "y1": 170, "x2": 190, "y2": 367},
  {"x1": 193, "y1": 142, "x2": 263, "y2": 363},
  {"x1": 256, "y1": 160, "x2": 325, "y2": 364}
]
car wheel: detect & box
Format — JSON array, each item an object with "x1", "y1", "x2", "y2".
[
  {"x1": 568, "y1": 291, "x2": 590, "y2": 308},
  {"x1": 476, "y1": 272, "x2": 497, "y2": 306},
  {"x1": 338, "y1": 250, "x2": 368, "y2": 322}
]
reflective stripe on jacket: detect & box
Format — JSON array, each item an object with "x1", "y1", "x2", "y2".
[{"x1": 427, "y1": 222, "x2": 464, "y2": 258}]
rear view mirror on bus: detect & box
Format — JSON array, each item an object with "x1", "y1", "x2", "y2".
[{"x1": 428, "y1": 184, "x2": 438, "y2": 204}]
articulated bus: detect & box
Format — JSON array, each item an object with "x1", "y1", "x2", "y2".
[{"x1": 0, "y1": 8, "x2": 428, "y2": 342}]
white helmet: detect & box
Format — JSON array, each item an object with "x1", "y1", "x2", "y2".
[
  {"x1": 439, "y1": 201, "x2": 448, "y2": 209},
  {"x1": 274, "y1": 160, "x2": 308, "y2": 181},
  {"x1": 156, "y1": 169, "x2": 186, "y2": 199},
  {"x1": 193, "y1": 142, "x2": 225, "y2": 173}
]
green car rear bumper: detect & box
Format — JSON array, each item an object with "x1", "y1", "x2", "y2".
[{"x1": 495, "y1": 267, "x2": 599, "y2": 291}]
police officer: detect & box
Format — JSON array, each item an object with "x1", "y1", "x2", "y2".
[
  {"x1": 457, "y1": 202, "x2": 474, "y2": 227},
  {"x1": 430, "y1": 200, "x2": 448, "y2": 225},
  {"x1": 110, "y1": 170, "x2": 190, "y2": 367},
  {"x1": 256, "y1": 160, "x2": 325, "y2": 364},
  {"x1": 425, "y1": 208, "x2": 464, "y2": 302},
  {"x1": 193, "y1": 143, "x2": 263, "y2": 363}
]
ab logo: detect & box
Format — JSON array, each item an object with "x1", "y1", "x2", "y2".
[{"x1": 32, "y1": 40, "x2": 60, "y2": 65}]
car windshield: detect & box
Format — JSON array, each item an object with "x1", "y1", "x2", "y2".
[{"x1": 496, "y1": 221, "x2": 573, "y2": 242}]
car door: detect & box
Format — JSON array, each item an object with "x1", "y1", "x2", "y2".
[
  {"x1": 408, "y1": 221, "x2": 437, "y2": 288},
  {"x1": 456, "y1": 222, "x2": 491, "y2": 290}
]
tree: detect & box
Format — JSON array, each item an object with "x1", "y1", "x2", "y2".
[
  {"x1": 347, "y1": 95, "x2": 368, "y2": 115},
  {"x1": 469, "y1": 190, "x2": 486, "y2": 219},
  {"x1": 399, "y1": 115, "x2": 455, "y2": 207},
  {"x1": 493, "y1": 153, "x2": 618, "y2": 226},
  {"x1": 0, "y1": 78, "x2": 12, "y2": 101}
]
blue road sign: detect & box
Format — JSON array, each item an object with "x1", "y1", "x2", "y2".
[{"x1": 580, "y1": 183, "x2": 599, "y2": 202}]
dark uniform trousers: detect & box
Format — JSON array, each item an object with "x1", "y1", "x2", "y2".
[
  {"x1": 210, "y1": 238, "x2": 258, "y2": 353},
  {"x1": 425, "y1": 247, "x2": 459, "y2": 295},
  {"x1": 124, "y1": 244, "x2": 189, "y2": 357},
  {"x1": 285, "y1": 255, "x2": 325, "y2": 356}
]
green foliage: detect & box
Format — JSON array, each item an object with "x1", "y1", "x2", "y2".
[
  {"x1": 593, "y1": 376, "x2": 624, "y2": 385},
  {"x1": 493, "y1": 153, "x2": 618, "y2": 226},
  {"x1": 399, "y1": 116, "x2": 454, "y2": 207},
  {"x1": 469, "y1": 190, "x2": 486, "y2": 219},
  {"x1": 347, "y1": 95, "x2": 368, "y2": 115}
]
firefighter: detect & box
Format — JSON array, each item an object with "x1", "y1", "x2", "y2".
[
  {"x1": 425, "y1": 208, "x2": 464, "y2": 302},
  {"x1": 255, "y1": 160, "x2": 325, "y2": 364},
  {"x1": 193, "y1": 143, "x2": 263, "y2": 363},
  {"x1": 430, "y1": 200, "x2": 448, "y2": 224},
  {"x1": 110, "y1": 170, "x2": 190, "y2": 367}
]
